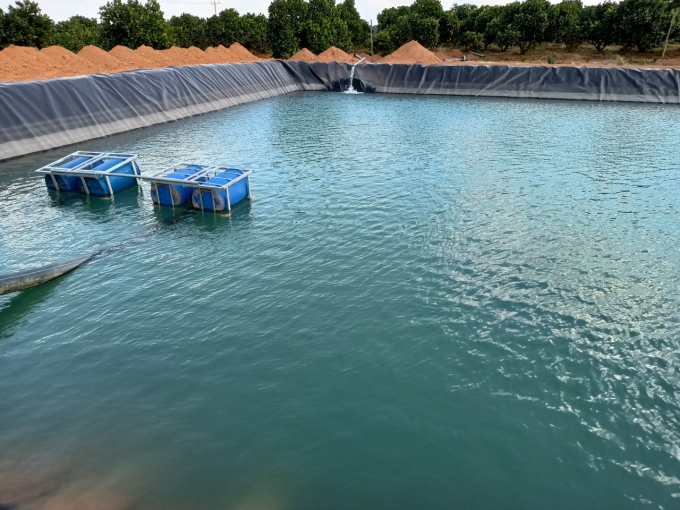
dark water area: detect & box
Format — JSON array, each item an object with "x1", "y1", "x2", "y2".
[{"x1": 0, "y1": 92, "x2": 679, "y2": 509}]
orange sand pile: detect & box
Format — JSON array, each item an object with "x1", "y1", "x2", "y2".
[
  {"x1": 288, "y1": 48, "x2": 317, "y2": 61},
  {"x1": 316, "y1": 46, "x2": 355, "y2": 62},
  {"x1": 78, "y1": 45, "x2": 124, "y2": 71},
  {"x1": 2, "y1": 41, "x2": 676, "y2": 82},
  {"x1": 135, "y1": 44, "x2": 173, "y2": 67},
  {"x1": 228, "y1": 42, "x2": 260, "y2": 62},
  {"x1": 41, "y1": 45, "x2": 100, "y2": 75},
  {"x1": 158, "y1": 46, "x2": 192, "y2": 66},
  {"x1": 434, "y1": 50, "x2": 449, "y2": 60},
  {"x1": 109, "y1": 45, "x2": 152, "y2": 68},
  {"x1": 186, "y1": 46, "x2": 212, "y2": 63},
  {"x1": 0, "y1": 43, "x2": 267, "y2": 81},
  {"x1": 383, "y1": 40, "x2": 441, "y2": 64},
  {"x1": 204, "y1": 44, "x2": 239, "y2": 63}
]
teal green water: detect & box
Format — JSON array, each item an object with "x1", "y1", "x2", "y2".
[{"x1": 1, "y1": 93, "x2": 680, "y2": 509}]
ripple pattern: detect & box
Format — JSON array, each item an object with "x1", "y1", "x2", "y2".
[{"x1": 0, "y1": 93, "x2": 679, "y2": 510}]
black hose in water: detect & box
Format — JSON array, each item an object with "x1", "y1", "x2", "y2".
[{"x1": 0, "y1": 254, "x2": 94, "y2": 296}]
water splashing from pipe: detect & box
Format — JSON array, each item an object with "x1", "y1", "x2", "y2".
[{"x1": 345, "y1": 57, "x2": 365, "y2": 94}]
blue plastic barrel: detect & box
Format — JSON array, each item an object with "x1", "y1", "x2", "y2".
[
  {"x1": 44, "y1": 156, "x2": 90, "y2": 191},
  {"x1": 80, "y1": 158, "x2": 137, "y2": 196},
  {"x1": 191, "y1": 170, "x2": 249, "y2": 212},
  {"x1": 151, "y1": 165, "x2": 204, "y2": 207}
]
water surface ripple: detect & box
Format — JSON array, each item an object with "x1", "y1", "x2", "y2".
[{"x1": 0, "y1": 93, "x2": 679, "y2": 509}]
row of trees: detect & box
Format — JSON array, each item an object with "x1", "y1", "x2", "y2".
[
  {"x1": 0, "y1": 0, "x2": 368, "y2": 58},
  {"x1": 376, "y1": 0, "x2": 678, "y2": 54},
  {"x1": 0, "y1": 0, "x2": 678, "y2": 58},
  {"x1": 268, "y1": 0, "x2": 370, "y2": 57}
]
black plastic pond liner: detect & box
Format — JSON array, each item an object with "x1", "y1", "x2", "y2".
[{"x1": 1, "y1": 61, "x2": 678, "y2": 162}]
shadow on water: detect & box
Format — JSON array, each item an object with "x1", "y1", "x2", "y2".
[
  {"x1": 151, "y1": 203, "x2": 193, "y2": 225},
  {"x1": 80, "y1": 186, "x2": 143, "y2": 215},
  {"x1": 190, "y1": 200, "x2": 253, "y2": 232},
  {"x1": 149, "y1": 200, "x2": 254, "y2": 232},
  {"x1": 46, "y1": 186, "x2": 143, "y2": 214}
]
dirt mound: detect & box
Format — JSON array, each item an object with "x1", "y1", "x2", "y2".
[
  {"x1": 135, "y1": 44, "x2": 175, "y2": 67},
  {"x1": 204, "y1": 46, "x2": 228, "y2": 63},
  {"x1": 370, "y1": 54, "x2": 383, "y2": 62},
  {"x1": 449, "y1": 48, "x2": 465, "y2": 58},
  {"x1": 204, "y1": 45, "x2": 239, "y2": 64},
  {"x1": 383, "y1": 40, "x2": 441, "y2": 64},
  {"x1": 186, "y1": 46, "x2": 212, "y2": 64},
  {"x1": 2, "y1": 45, "x2": 50, "y2": 66},
  {"x1": 228, "y1": 42, "x2": 260, "y2": 62},
  {"x1": 40, "y1": 45, "x2": 100, "y2": 75},
  {"x1": 317, "y1": 46, "x2": 355, "y2": 62},
  {"x1": 0, "y1": 45, "x2": 79, "y2": 80},
  {"x1": 288, "y1": 48, "x2": 317, "y2": 61},
  {"x1": 78, "y1": 45, "x2": 124, "y2": 71},
  {"x1": 216, "y1": 44, "x2": 236, "y2": 59},
  {"x1": 434, "y1": 50, "x2": 449, "y2": 60},
  {"x1": 109, "y1": 45, "x2": 151, "y2": 68},
  {"x1": 158, "y1": 46, "x2": 200, "y2": 66}
]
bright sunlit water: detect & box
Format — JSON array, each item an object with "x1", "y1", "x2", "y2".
[{"x1": 1, "y1": 92, "x2": 679, "y2": 509}]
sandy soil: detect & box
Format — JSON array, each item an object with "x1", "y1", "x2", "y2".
[
  {"x1": 289, "y1": 48, "x2": 318, "y2": 62},
  {"x1": 316, "y1": 46, "x2": 356, "y2": 63},
  {"x1": 2, "y1": 40, "x2": 680, "y2": 83},
  {"x1": 0, "y1": 43, "x2": 261, "y2": 82}
]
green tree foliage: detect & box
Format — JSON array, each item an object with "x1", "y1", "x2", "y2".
[
  {"x1": 439, "y1": 10, "x2": 459, "y2": 45},
  {"x1": 387, "y1": 12, "x2": 413, "y2": 46},
  {"x1": 373, "y1": 29, "x2": 393, "y2": 54},
  {"x1": 461, "y1": 30, "x2": 483, "y2": 51},
  {"x1": 337, "y1": 0, "x2": 370, "y2": 48},
  {"x1": 411, "y1": 0, "x2": 444, "y2": 19},
  {"x1": 99, "y1": 0, "x2": 169, "y2": 50},
  {"x1": 205, "y1": 8, "x2": 240, "y2": 47},
  {"x1": 615, "y1": 0, "x2": 669, "y2": 51},
  {"x1": 0, "y1": 8, "x2": 7, "y2": 48},
  {"x1": 267, "y1": 0, "x2": 307, "y2": 58},
  {"x1": 452, "y1": 4, "x2": 479, "y2": 35},
  {"x1": 304, "y1": 0, "x2": 351, "y2": 53},
  {"x1": 410, "y1": 14, "x2": 439, "y2": 48},
  {"x1": 513, "y1": 0, "x2": 550, "y2": 53},
  {"x1": 238, "y1": 13, "x2": 269, "y2": 53},
  {"x1": 3, "y1": 0, "x2": 54, "y2": 48},
  {"x1": 376, "y1": 0, "x2": 444, "y2": 52},
  {"x1": 580, "y1": 2, "x2": 618, "y2": 51},
  {"x1": 169, "y1": 13, "x2": 207, "y2": 49},
  {"x1": 51, "y1": 16, "x2": 100, "y2": 52},
  {"x1": 474, "y1": 6, "x2": 500, "y2": 49},
  {"x1": 377, "y1": 5, "x2": 411, "y2": 31},
  {"x1": 2, "y1": 0, "x2": 676, "y2": 60},
  {"x1": 484, "y1": 2, "x2": 520, "y2": 51},
  {"x1": 548, "y1": 0, "x2": 583, "y2": 50}
]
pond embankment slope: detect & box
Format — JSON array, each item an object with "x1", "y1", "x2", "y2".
[{"x1": 1, "y1": 55, "x2": 678, "y2": 162}]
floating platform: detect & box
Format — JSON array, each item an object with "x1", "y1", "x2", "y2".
[
  {"x1": 140, "y1": 165, "x2": 252, "y2": 212},
  {"x1": 36, "y1": 152, "x2": 141, "y2": 196}
]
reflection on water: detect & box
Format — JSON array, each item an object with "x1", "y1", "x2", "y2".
[{"x1": 0, "y1": 93, "x2": 679, "y2": 510}]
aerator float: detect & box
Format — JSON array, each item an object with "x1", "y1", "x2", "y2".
[{"x1": 36, "y1": 152, "x2": 253, "y2": 213}]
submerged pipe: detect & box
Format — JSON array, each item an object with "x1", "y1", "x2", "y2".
[{"x1": 0, "y1": 254, "x2": 93, "y2": 296}]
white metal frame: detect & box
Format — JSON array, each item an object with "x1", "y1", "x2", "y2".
[
  {"x1": 138, "y1": 164, "x2": 253, "y2": 212},
  {"x1": 36, "y1": 151, "x2": 141, "y2": 195}
]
